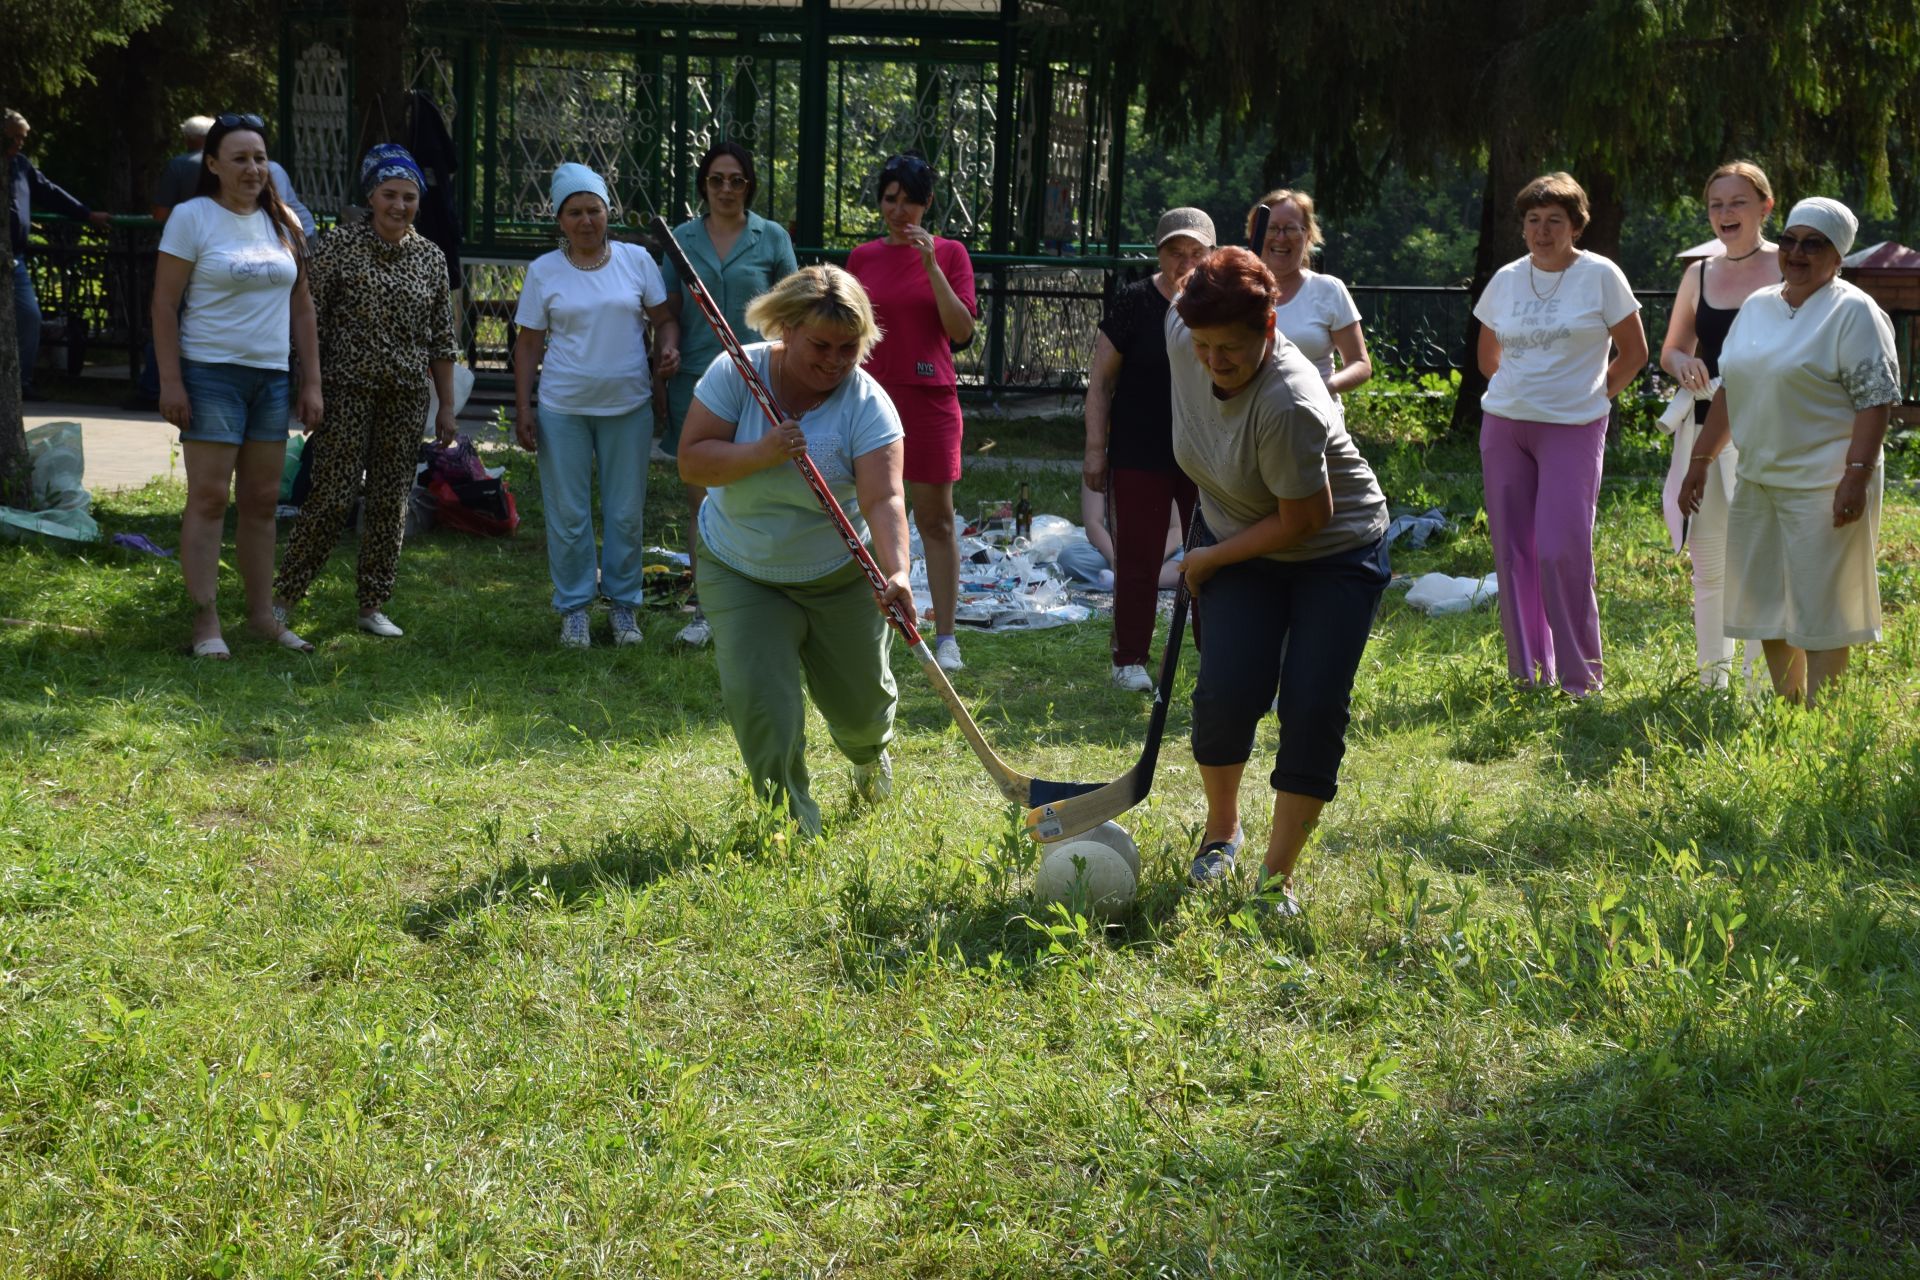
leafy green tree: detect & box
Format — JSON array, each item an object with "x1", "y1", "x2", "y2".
[{"x1": 1046, "y1": 0, "x2": 1920, "y2": 429}]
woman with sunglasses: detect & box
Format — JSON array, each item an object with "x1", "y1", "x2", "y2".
[
  {"x1": 657, "y1": 140, "x2": 798, "y2": 647},
  {"x1": 152, "y1": 112, "x2": 324, "y2": 658},
  {"x1": 1473, "y1": 171, "x2": 1646, "y2": 698},
  {"x1": 1248, "y1": 188, "x2": 1373, "y2": 412},
  {"x1": 1657, "y1": 161, "x2": 1779, "y2": 689},
  {"x1": 845, "y1": 153, "x2": 977, "y2": 672},
  {"x1": 1679, "y1": 198, "x2": 1901, "y2": 705}
]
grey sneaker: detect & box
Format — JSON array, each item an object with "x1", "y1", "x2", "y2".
[
  {"x1": 1188, "y1": 833, "x2": 1242, "y2": 886},
  {"x1": 610, "y1": 604, "x2": 643, "y2": 647},
  {"x1": 356, "y1": 611, "x2": 403, "y2": 637},
  {"x1": 559, "y1": 609, "x2": 591, "y2": 649},
  {"x1": 853, "y1": 751, "x2": 892, "y2": 804},
  {"x1": 675, "y1": 612, "x2": 711, "y2": 647},
  {"x1": 934, "y1": 635, "x2": 964, "y2": 672},
  {"x1": 1110, "y1": 662, "x2": 1153, "y2": 692}
]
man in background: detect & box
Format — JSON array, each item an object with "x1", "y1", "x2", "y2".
[{"x1": 6, "y1": 108, "x2": 112, "y2": 400}]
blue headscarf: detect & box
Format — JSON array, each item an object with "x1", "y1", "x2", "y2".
[
  {"x1": 550, "y1": 163, "x2": 611, "y2": 215},
  {"x1": 359, "y1": 143, "x2": 425, "y2": 198}
]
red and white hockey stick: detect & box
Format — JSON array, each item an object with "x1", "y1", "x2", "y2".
[{"x1": 650, "y1": 217, "x2": 1036, "y2": 802}]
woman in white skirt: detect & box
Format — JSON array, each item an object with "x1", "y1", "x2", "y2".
[
  {"x1": 1679, "y1": 197, "x2": 1902, "y2": 704},
  {"x1": 1657, "y1": 161, "x2": 1779, "y2": 688}
]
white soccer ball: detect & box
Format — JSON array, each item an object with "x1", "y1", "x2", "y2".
[
  {"x1": 1034, "y1": 839, "x2": 1138, "y2": 920},
  {"x1": 1072, "y1": 821, "x2": 1140, "y2": 879}
]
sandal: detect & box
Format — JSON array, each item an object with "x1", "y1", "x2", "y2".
[
  {"x1": 266, "y1": 605, "x2": 316, "y2": 653},
  {"x1": 190, "y1": 637, "x2": 232, "y2": 661}
]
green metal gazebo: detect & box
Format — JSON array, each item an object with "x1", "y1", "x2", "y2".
[{"x1": 278, "y1": 0, "x2": 1133, "y2": 394}]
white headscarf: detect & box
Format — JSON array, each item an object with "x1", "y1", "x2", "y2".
[{"x1": 1783, "y1": 197, "x2": 1858, "y2": 257}]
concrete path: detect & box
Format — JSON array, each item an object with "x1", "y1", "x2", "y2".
[
  {"x1": 24, "y1": 399, "x2": 1078, "y2": 497},
  {"x1": 24, "y1": 402, "x2": 183, "y2": 493}
]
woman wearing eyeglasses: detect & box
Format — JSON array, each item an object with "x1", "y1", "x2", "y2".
[
  {"x1": 658, "y1": 141, "x2": 798, "y2": 647},
  {"x1": 1249, "y1": 189, "x2": 1373, "y2": 412},
  {"x1": 1679, "y1": 198, "x2": 1901, "y2": 705},
  {"x1": 152, "y1": 112, "x2": 324, "y2": 659},
  {"x1": 845, "y1": 153, "x2": 978, "y2": 673},
  {"x1": 1473, "y1": 171, "x2": 1646, "y2": 697},
  {"x1": 1657, "y1": 161, "x2": 1779, "y2": 689}
]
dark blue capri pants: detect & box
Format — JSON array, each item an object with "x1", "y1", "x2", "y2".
[{"x1": 1190, "y1": 536, "x2": 1389, "y2": 801}]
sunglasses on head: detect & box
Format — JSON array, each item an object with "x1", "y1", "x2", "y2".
[
  {"x1": 885, "y1": 154, "x2": 932, "y2": 178},
  {"x1": 215, "y1": 113, "x2": 267, "y2": 131},
  {"x1": 1778, "y1": 232, "x2": 1834, "y2": 255}
]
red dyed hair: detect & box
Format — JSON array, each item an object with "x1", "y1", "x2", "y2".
[{"x1": 1174, "y1": 246, "x2": 1277, "y2": 332}]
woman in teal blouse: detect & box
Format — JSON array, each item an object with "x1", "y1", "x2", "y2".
[{"x1": 658, "y1": 140, "x2": 800, "y2": 647}]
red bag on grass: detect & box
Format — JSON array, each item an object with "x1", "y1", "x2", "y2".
[{"x1": 429, "y1": 475, "x2": 520, "y2": 537}]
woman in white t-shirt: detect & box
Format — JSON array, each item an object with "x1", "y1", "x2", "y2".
[
  {"x1": 1248, "y1": 189, "x2": 1372, "y2": 412},
  {"x1": 1473, "y1": 171, "x2": 1647, "y2": 696},
  {"x1": 513, "y1": 163, "x2": 681, "y2": 648},
  {"x1": 152, "y1": 113, "x2": 325, "y2": 659},
  {"x1": 1679, "y1": 197, "x2": 1902, "y2": 705}
]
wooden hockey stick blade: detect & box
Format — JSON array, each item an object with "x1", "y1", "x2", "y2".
[{"x1": 1022, "y1": 582, "x2": 1191, "y2": 842}]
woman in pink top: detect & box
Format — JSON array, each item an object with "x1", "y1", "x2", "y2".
[{"x1": 846, "y1": 154, "x2": 978, "y2": 672}]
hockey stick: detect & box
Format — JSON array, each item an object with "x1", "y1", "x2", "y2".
[
  {"x1": 1022, "y1": 204, "x2": 1269, "y2": 842},
  {"x1": 650, "y1": 216, "x2": 1035, "y2": 803}
]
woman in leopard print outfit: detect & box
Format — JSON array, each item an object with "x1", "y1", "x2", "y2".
[{"x1": 274, "y1": 144, "x2": 460, "y2": 638}]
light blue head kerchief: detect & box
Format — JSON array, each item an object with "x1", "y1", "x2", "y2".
[{"x1": 550, "y1": 163, "x2": 611, "y2": 216}]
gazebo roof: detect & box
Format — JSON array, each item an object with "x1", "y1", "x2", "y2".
[
  {"x1": 1676, "y1": 237, "x2": 1725, "y2": 261},
  {"x1": 1842, "y1": 241, "x2": 1920, "y2": 273}
]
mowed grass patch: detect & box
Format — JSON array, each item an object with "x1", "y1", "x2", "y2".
[{"x1": 2, "y1": 431, "x2": 1918, "y2": 1277}]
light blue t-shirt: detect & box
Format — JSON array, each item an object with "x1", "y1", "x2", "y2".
[{"x1": 693, "y1": 342, "x2": 904, "y2": 582}]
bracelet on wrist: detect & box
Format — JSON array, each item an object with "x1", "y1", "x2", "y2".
[
  {"x1": 1690, "y1": 454, "x2": 1714, "y2": 462},
  {"x1": 1845, "y1": 460, "x2": 1876, "y2": 471}
]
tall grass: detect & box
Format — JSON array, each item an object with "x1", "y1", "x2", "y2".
[{"x1": 1, "y1": 425, "x2": 1916, "y2": 1277}]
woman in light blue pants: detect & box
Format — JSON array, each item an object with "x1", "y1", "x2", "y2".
[{"x1": 512, "y1": 162, "x2": 680, "y2": 647}]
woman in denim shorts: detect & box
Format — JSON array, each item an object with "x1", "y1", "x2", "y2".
[{"x1": 152, "y1": 113, "x2": 324, "y2": 658}]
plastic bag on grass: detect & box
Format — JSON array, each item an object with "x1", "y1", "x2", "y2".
[{"x1": 0, "y1": 421, "x2": 98, "y2": 544}]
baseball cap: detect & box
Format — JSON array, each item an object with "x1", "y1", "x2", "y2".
[{"x1": 1155, "y1": 207, "x2": 1216, "y2": 247}]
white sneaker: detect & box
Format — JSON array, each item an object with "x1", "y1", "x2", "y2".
[
  {"x1": 934, "y1": 635, "x2": 964, "y2": 672},
  {"x1": 559, "y1": 609, "x2": 591, "y2": 649},
  {"x1": 853, "y1": 750, "x2": 892, "y2": 804},
  {"x1": 1110, "y1": 663, "x2": 1152, "y2": 692},
  {"x1": 356, "y1": 611, "x2": 403, "y2": 638},
  {"x1": 609, "y1": 604, "x2": 643, "y2": 647},
  {"x1": 676, "y1": 613, "x2": 711, "y2": 647}
]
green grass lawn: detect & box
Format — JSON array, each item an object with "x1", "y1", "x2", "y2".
[{"x1": 3, "y1": 423, "x2": 1918, "y2": 1277}]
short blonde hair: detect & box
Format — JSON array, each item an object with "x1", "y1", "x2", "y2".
[
  {"x1": 2, "y1": 109, "x2": 27, "y2": 132},
  {"x1": 1514, "y1": 172, "x2": 1589, "y2": 231},
  {"x1": 745, "y1": 266, "x2": 883, "y2": 365},
  {"x1": 1703, "y1": 160, "x2": 1773, "y2": 206},
  {"x1": 1245, "y1": 188, "x2": 1324, "y2": 249}
]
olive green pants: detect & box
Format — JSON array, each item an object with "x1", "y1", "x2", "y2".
[{"x1": 698, "y1": 541, "x2": 897, "y2": 835}]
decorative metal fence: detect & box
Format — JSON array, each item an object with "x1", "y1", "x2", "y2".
[{"x1": 14, "y1": 219, "x2": 1717, "y2": 404}]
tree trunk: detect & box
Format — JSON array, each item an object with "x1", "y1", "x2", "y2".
[
  {"x1": 1, "y1": 238, "x2": 26, "y2": 509},
  {"x1": 351, "y1": 0, "x2": 412, "y2": 157},
  {"x1": 1450, "y1": 2, "x2": 1549, "y2": 438}
]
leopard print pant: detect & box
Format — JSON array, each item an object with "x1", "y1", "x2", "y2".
[{"x1": 274, "y1": 382, "x2": 431, "y2": 612}]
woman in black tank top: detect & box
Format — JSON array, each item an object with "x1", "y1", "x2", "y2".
[{"x1": 1657, "y1": 162, "x2": 1782, "y2": 687}]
